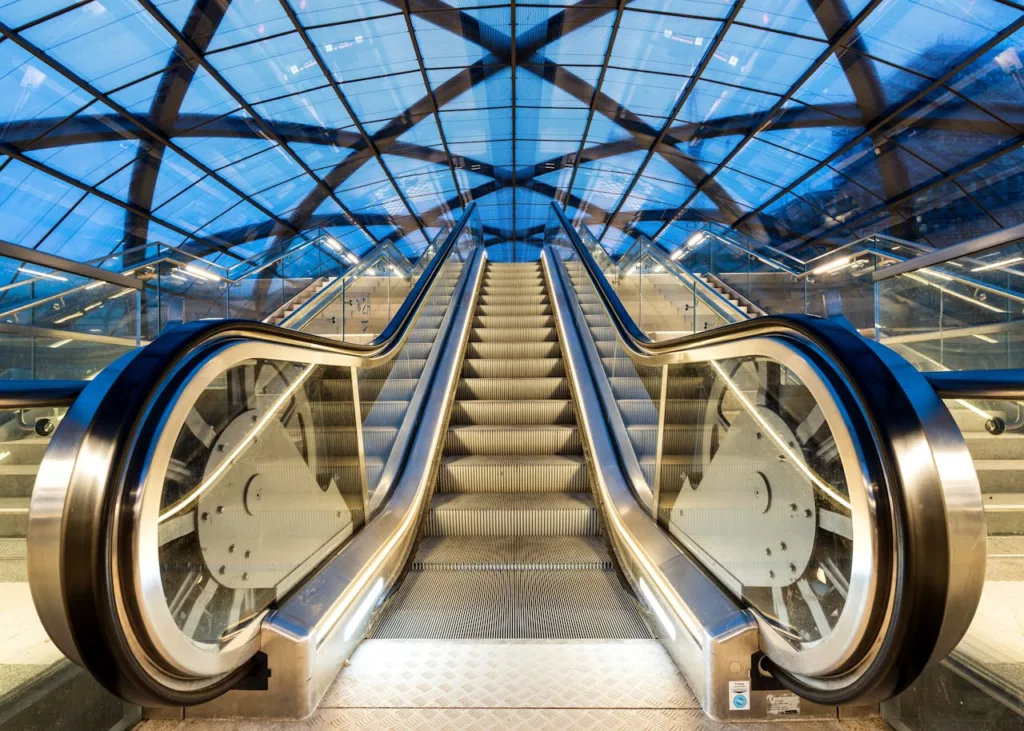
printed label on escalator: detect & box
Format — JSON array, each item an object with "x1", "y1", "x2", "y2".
[
  {"x1": 766, "y1": 693, "x2": 801, "y2": 716},
  {"x1": 728, "y1": 680, "x2": 750, "y2": 712}
]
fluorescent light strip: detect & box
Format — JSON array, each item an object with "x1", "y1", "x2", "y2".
[
  {"x1": 639, "y1": 578, "x2": 676, "y2": 641},
  {"x1": 973, "y1": 333, "x2": 999, "y2": 344},
  {"x1": 973, "y1": 256, "x2": 1024, "y2": 272},
  {"x1": 811, "y1": 256, "x2": 851, "y2": 275},
  {"x1": 53, "y1": 311, "x2": 84, "y2": 324},
  {"x1": 184, "y1": 263, "x2": 219, "y2": 282},
  {"x1": 18, "y1": 266, "x2": 68, "y2": 282},
  {"x1": 48, "y1": 339, "x2": 73, "y2": 349},
  {"x1": 343, "y1": 578, "x2": 385, "y2": 641},
  {"x1": 108, "y1": 289, "x2": 134, "y2": 299}
]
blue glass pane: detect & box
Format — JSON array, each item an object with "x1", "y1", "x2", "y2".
[
  {"x1": 612, "y1": 11, "x2": 721, "y2": 75},
  {"x1": 705, "y1": 25, "x2": 824, "y2": 94},
  {"x1": 308, "y1": 15, "x2": 419, "y2": 81},
  {"x1": 856, "y1": 0, "x2": 1019, "y2": 78},
  {"x1": 207, "y1": 32, "x2": 323, "y2": 103},
  {"x1": 23, "y1": 0, "x2": 176, "y2": 91}
]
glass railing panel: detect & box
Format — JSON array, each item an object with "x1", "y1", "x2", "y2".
[
  {"x1": 0, "y1": 332, "x2": 135, "y2": 380},
  {"x1": 0, "y1": 259, "x2": 140, "y2": 340},
  {"x1": 877, "y1": 265, "x2": 1018, "y2": 371},
  {"x1": 360, "y1": 219, "x2": 480, "y2": 513},
  {"x1": 655, "y1": 356, "x2": 854, "y2": 649},
  {"x1": 556, "y1": 247, "x2": 662, "y2": 505},
  {"x1": 926, "y1": 396, "x2": 1024, "y2": 714},
  {"x1": 0, "y1": 403, "x2": 75, "y2": 706},
  {"x1": 155, "y1": 357, "x2": 366, "y2": 650}
]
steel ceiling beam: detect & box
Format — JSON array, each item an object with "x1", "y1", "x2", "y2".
[
  {"x1": 133, "y1": 0, "x2": 379, "y2": 247},
  {"x1": 560, "y1": 0, "x2": 626, "y2": 213},
  {"x1": 0, "y1": 17, "x2": 300, "y2": 255},
  {"x1": 400, "y1": 0, "x2": 467, "y2": 209},
  {"x1": 511, "y1": 0, "x2": 518, "y2": 259},
  {"x1": 732, "y1": 14, "x2": 1024, "y2": 243},
  {"x1": 275, "y1": 0, "x2": 432, "y2": 247},
  {"x1": 647, "y1": 0, "x2": 887, "y2": 245},
  {"x1": 597, "y1": 0, "x2": 747, "y2": 241}
]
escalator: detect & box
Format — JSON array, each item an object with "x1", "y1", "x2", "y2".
[
  {"x1": 18, "y1": 203, "x2": 993, "y2": 724},
  {"x1": 375, "y1": 261, "x2": 647, "y2": 640}
]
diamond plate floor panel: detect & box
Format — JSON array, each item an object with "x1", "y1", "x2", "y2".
[{"x1": 323, "y1": 639, "x2": 694, "y2": 709}]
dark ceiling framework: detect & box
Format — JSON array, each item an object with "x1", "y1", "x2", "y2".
[{"x1": 0, "y1": 0, "x2": 1023, "y2": 263}]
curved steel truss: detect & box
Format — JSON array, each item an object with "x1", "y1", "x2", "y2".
[{"x1": 1, "y1": 0, "x2": 1023, "y2": 264}]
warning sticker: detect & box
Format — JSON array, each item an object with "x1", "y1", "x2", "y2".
[
  {"x1": 728, "y1": 680, "x2": 750, "y2": 712},
  {"x1": 766, "y1": 693, "x2": 801, "y2": 716}
]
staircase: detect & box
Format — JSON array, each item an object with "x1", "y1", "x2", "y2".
[{"x1": 373, "y1": 261, "x2": 647, "y2": 637}]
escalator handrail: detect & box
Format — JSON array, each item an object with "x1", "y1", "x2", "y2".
[
  {"x1": 0, "y1": 380, "x2": 86, "y2": 409},
  {"x1": 549, "y1": 201, "x2": 986, "y2": 704},
  {"x1": 26, "y1": 204, "x2": 478, "y2": 706}
]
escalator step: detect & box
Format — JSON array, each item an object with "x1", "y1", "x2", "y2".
[
  {"x1": 449, "y1": 399, "x2": 575, "y2": 426},
  {"x1": 445, "y1": 425, "x2": 581, "y2": 456},
  {"x1": 411, "y1": 536, "x2": 612, "y2": 571},
  {"x1": 462, "y1": 358, "x2": 564, "y2": 378},
  {"x1": 465, "y1": 341, "x2": 560, "y2": 360},
  {"x1": 456, "y1": 377, "x2": 570, "y2": 400},
  {"x1": 470, "y1": 327, "x2": 557, "y2": 343},
  {"x1": 438, "y1": 455, "x2": 588, "y2": 493},
  {"x1": 425, "y1": 493, "x2": 598, "y2": 536},
  {"x1": 372, "y1": 569, "x2": 648, "y2": 639}
]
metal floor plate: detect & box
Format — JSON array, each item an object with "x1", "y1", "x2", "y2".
[{"x1": 139, "y1": 640, "x2": 887, "y2": 729}]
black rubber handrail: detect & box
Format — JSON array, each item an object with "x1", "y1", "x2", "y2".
[
  {"x1": 0, "y1": 380, "x2": 86, "y2": 409},
  {"x1": 549, "y1": 201, "x2": 981, "y2": 704}
]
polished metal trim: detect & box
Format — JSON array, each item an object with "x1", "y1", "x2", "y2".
[{"x1": 924, "y1": 369, "x2": 1024, "y2": 400}]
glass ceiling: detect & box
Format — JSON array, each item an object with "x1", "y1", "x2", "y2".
[{"x1": 1, "y1": 0, "x2": 1023, "y2": 266}]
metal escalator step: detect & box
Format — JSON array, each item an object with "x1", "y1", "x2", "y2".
[
  {"x1": 426, "y1": 493, "x2": 598, "y2": 536},
  {"x1": 470, "y1": 327, "x2": 557, "y2": 343},
  {"x1": 481, "y1": 279, "x2": 544, "y2": 290},
  {"x1": 465, "y1": 341, "x2": 560, "y2": 360},
  {"x1": 306, "y1": 425, "x2": 397, "y2": 455},
  {"x1": 359, "y1": 378, "x2": 418, "y2": 401},
  {"x1": 456, "y1": 377, "x2": 569, "y2": 400},
  {"x1": 310, "y1": 400, "x2": 359, "y2": 426},
  {"x1": 474, "y1": 315, "x2": 553, "y2": 329},
  {"x1": 0, "y1": 465, "x2": 40, "y2": 499},
  {"x1": 479, "y1": 294, "x2": 548, "y2": 306},
  {"x1": 626, "y1": 424, "x2": 701, "y2": 454},
  {"x1": 477, "y1": 303, "x2": 552, "y2": 317},
  {"x1": 372, "y1": 568, "x2": 648, "y2": 639},
  {"x1": 411, "y1": 536, "x2": 612, "y2": 570},
  {"x1": 462, "y1": 358, "x2": 564, "y2": 378},
  {"x1": 363, "y1": 400, "x2": 411, "y2": 427},
  {"x1": 438, "y1": 455, "x2": 588, "y2": 493},
  {"x1": 0, "y1": 498, "x2": 29, "y2": 538},
  {"x1": 445, "y1": 425, "x2": 581, "y2": 456},
  {"x1": 450, "y1": 400, "x2": 575, "y2": 426}
]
